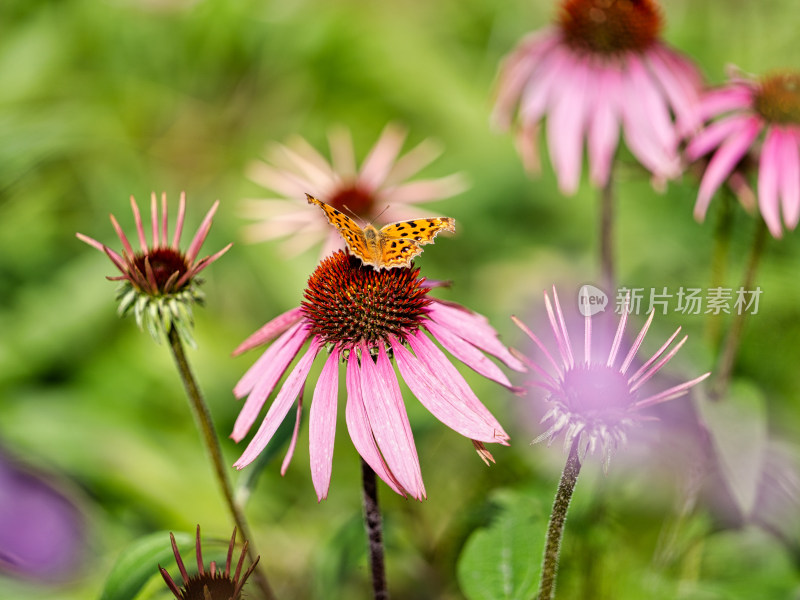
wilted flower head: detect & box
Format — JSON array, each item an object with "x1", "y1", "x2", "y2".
[
  {"x1": 77, "y1": 192, "x2": 231, "y2": 346},
  {"x1": 513, "y1": 287, "x2": 709, "y2": 469},
  {"x1": 232, "y1": 251, "x2": 524, "y2": 501},
  {"x1": 493, "y1": 0, "x2": 702, "y2": 194},
  {"x1": 241, "y1": 123, "x2": 467, "y2": 257},
  {"x1": 159, "y1": 526, "x2": 258, "y2": 600},
  {"x1": 687, "y1": 69, "x2": 800, "y2": 238}
]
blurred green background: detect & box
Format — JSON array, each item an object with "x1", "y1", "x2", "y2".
[{"x1": 2, "y1": 0, "x2": 800, "y2": 598}]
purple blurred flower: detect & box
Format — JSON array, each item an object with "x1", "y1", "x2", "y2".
[
  {"x1": 687, "y1": 70, "x2": 800, "y2": 237},
  {"x1": 493, "y1": 0, "x2": 702, "y2": 194},
  {"x1": 513, "y1": 287, "x2": 709, "y2": 468},
  {"x1": 77, "y1": 192, "x2": 231, "y2": 346},
  {"x1": 241, "y1": 124, "x2": 468, "y2": 257},
  {"x1": 231, "y1": 251, "x2": 524, "y2": 501},
  {"x1": 0, "y1": 448, "x2": 86, "y2": 582}
]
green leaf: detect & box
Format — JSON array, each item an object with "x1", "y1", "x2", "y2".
[
  {"x1": 98, "y1": 530, "x2": 193, "y2": 600},
  {"x1": 457, "y1": 489, "x2": 549, "y2": 600}
]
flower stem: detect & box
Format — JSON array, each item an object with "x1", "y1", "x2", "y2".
[
  {"x1": 709, "y1": 217, "x2": 768, "y2": 401},
  {"x1": 361, "y1": 458, "x2": 389, "y2": 600},
  {"x1": 706, "y1": 191, "x2": 734, "y2": 348},
  {"x1": 166, "y1": 327, "x2": 276, "y2": 600},
  {"x1": 599, "y1": 174, "x2": 616, "y2": 292},
  {"x1": 538, "y1": 440, "x2": 582, "y2": 600}
]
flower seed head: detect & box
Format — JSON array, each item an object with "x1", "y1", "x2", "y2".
[
  {"x1": 559, "y1": 0, "x2": 663, "y2": 55},
  {"x1": 754, "y1": 72, "x2": 800, "y2": 125}
]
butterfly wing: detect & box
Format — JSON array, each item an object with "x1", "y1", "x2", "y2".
[
  {"x1": 306, "y1": 193, "x2": 372, "y2": 262},
  {"x1": 377, "y1": 217, "x2": 456, "y2": 269}
]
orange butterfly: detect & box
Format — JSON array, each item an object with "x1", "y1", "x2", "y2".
[{"x1": 306, "y1": 193, "x2": 455, "y2": 270}]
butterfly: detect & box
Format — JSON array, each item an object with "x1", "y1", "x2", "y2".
[{"x1": 306, "y1": 193, "x2": 455, "y2": 270}]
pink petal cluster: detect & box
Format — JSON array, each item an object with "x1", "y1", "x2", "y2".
[
  {"x1": 493, "y1": 28, "x2": 702, "y2": 194},
  {"x1": 232, "y1": 301, "x2": 524, "y2": 501},
  {"x1": 687, "y1": 74, "x2": 800, "y2": 238}
]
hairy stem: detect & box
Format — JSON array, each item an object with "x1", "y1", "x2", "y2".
[
  {"x1": 167, "y1": 327, "x2": 276, "y2": 600},
  {"x1": 538, "y1": 440, "x2": 582, "y2": 600},
  {"x1": 710, "y1": 217, "x2": 768, "y2": 401},
  {"x1": 361, "y1": 458, "x2": 389, "y2": 600}
]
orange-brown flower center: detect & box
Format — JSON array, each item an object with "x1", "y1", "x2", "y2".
[
  {"x1": 558, "y1": 0, "x2": 663, "y2": 55},
  {"x1": 328, "y1": 184, "x2": 375, "y2": 220},
  {"x1": 754, "y1": 73, "x2": 800, "y2": 125},
  {"x1": 301, "y1": 251, "x2": 430, "y2": 348}
]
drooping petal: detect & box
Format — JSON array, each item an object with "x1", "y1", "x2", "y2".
[
  {"x1": 232, "y1": 322, "x2": 310, "y2": 441},
  {"x1": 686, "y1": 114, "x2": 754, "y2": 161},
  {"x1": 693, "y1": 84, "x2": 754, "y2": 124},
  {"x1": 518, "y1": 42, "x2": 571, "y2": 127},
  {"x1": 758, "y1": 126, "x2": 784, "y2": 237},
  {"x1": 776, "y1": 127, "x2": 800, "y2": 230},
  {"x1": 234, "y1": 340, "x2": 321, "y2": 469},
  {"x1": 426, "y1": 301, "x2": 525, "y2": 371},
  {"x1": 233, "y1": 307, "x2": 306, "y2": 356},
  {"x1": 309, "y1": 350, "x2": 341, "y2": 501},
  {"x1": 646, "y1": 45, "x2": 701, "y2": 135},
  {"x1": 344, "y1": 351, "x2": 407, "y2": 496},
  {"x1": 587, "y1": 61, "x2": 621, "y2": 187},
  {"x1": 694, "y1": 116, "x2": 762, "y2": 221},
  {"x1": 359, "y1": 343, "x2": 426, "y2": 500},
  {"x1": 280, "y1": 389, "x2": 304, "y2": 476},
  {"x1": 423, "y1": 320, "x2": 514, "y2": 388}
]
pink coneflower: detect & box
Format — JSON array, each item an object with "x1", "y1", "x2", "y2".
[
  {"x1": 513, "y1": 287, "x2": 709, "y2": 468},
  {"x1": 159, "y1": 526, "x2": 258, "y2": 600},
  {"x1": 231, "y1": 251, "x2": 524, "y2": 501},
  {"x1": 76, "y1": 192, "x2": 231, "y2": 346},
  {"x1": 687, "y1": 71, "x2": 800, "y2": 238},
  {"x1": 241, "y1": 123, "x2": 468, "y2": 257},
  {"x1": 493, "y1": 0, "x2": 702, "y2": 194}
]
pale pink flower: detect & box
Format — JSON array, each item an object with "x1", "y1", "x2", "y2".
[
  {"x1": 513, "y1": 287, "x2": 709, "y2": 468},
  {"x1": 241, "y1": 124, "x2": 468, "y2": 257},
  {"x1": 76, "y1": 192, "x2": 231, "y2": 345},
  {"x1": 231, "y1": 251, "x2": 524, "y2": 501},
  {"x1": 687, "y1": 71, "x2": 800, "y2": 238},
  {"x1": 493, "y1": 0, "x2": 702, "y2": 194}
]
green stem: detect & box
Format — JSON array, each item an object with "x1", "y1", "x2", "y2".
[
  {"x1": 361, "y1": 458, "x2": 389, "y2": 600},
  {"x1": 166, "y1": 327, "x2": 277, "y2": 600},
  {"x1": 599, "y1": 174, "x2": 616, "y2": 293},
  {"x1": 706, "y1": 192, "x2": 734, "y2": 348},
  {"x1": 538, "y1": 440, "x2": 582, "y2": 600},
  {"x1": 709, "y1": 217, "x2": 768, "y2": 401}
]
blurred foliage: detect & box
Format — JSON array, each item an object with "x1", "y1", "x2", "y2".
[{"x1": 1, "y1": 0, "x2": 799, "y2": 599}]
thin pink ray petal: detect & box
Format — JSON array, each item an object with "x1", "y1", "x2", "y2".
[
  {"x1": 277, "y1": 140, "x2": 338, "y2": 190},
  {"x1": 510, "y1": 315, "x2": 562, "y2": 383},
  {"x1": 758, "y1": 126, "x2": 783, "y2": 237},
  {"x1": 185, "y1": 200, "x2": 220, "y2": 264},
  {"x1": 634, "y1": 372, "x2": 710, "y2": 409},
  {"x1": 360, "y1": 343, "x2": 425, "y2": 499},
  {"x1": 583, "y1": 310, "x2": 592, "y2": 365},
  {"x1": 232, "y1": 322, "x2": 310, "y2": 441},
  {"x1": 519, "y1": 43, "x2": 571, "y2": 125},
  {"x1": 358, "y1": 124, "x2": 406, "y2": 192},
  {"x1": 160, "y1": 192, "x2": 168, "y2": 248},
  {"x1": 129, "y1": 196, "x2": 148, "y2": 252},
  {"x1": 280, "y1": 389, "x2": 303, "y2": 476},
  {"x1": 629, "y1": 334, "x2": 688, "y2": 393},
  {"x1": 234, "y1": 340, "x2": 321, "y2": 469},
  {"x1": 327, "y1": 126, "x2": 356, "y2": 177},
  {"x1": 546, "y1": 55, "x2": 590, "y2": 195},
  {"x1": 310, "y1": 350, "x2": 340, "y2": 501},
  {"x1": 606, "y1": 298, "x2": 630, "y2": 368},
  {"x1": 628, "y1": 326, "x2": 682, "y2": 385},
  {"x1": 109, "y1": 213, "x2": 135, "y2": 258},
  {"x1": 686, "y1": 114, "x2": 753, "y2": 160},
  {"x1": 587, "y1": 63, "x2": 621, "y2": 187},
  {"x1": 693, "y1": 85, "x2": 754, "y2": 124},
  {"x1": 172, "y1": 191, "x2": 186, "y2": 249},
  {"x1": 694, "y1": 116, "x2": 762, "y2": 221},
  {"x1": 776, "y1": 127, "x2": 800, "y2": 229},
  {"x1": 344, "y1": 350, "x2": 407, "y2": 496},
  {"x1": 402, "y1": 332, "x2": 509, "y2": 442},
  {"x1": 545, "y1": 288, "x2": 574, "y2": 369},
  {"x1": 246, "y1": 161, "x2": 320, "y2": 199},
  {"x1": 385, "y1": 138, "x2": 442, "y2": 185},
  {"x1": 76, "y1": 233, "x2": 126, "y2": 269},
  {"x1": 233, "y1": 307, "x2": 305, "y2": 356},
  {"x1": 627, "y1": 54, "x2": 677, "y2": 157},
  {"x1": 427, "y1": 301, "x2": 524, "y2": 371},
  {"x1": 646, "y1": 45, "x2": 701, "y2": 135},
  {"x1": 180, "y1": 242, "x2": 232, "y2": 286},
  {"x1": 424, "y1": 320, "x2": 514, "y2": 388},
  {"x1": 382, "y1": 174, "x2": 468, "y2": 205},
  {"x1": 150, "y1": 192, "x2": 159, "y2": 249},
  {"x1": 619, "y1": 309, "x2": 656, "y2": 375}
]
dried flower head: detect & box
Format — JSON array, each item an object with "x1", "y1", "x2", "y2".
[{"x1": 77, "y1": 192, "x2": 231, "y2": 346}]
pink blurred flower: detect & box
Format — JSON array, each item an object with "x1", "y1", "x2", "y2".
[
  {"x1": 76, "y1": 192, "x2": 231, "y2": 345},
  {"x1": 493, "y1": 0, "x2": 702, "y2": 194},
  {"x1": 231, "y1": 251, "x2": 524, "y2": 501},
  {"x1": 513, "y1": 287, "x2": 709, "y2": 468},
  {"x1": 687, "y1": 71, "x2": 800, "y2": 238},
  {"x1": 241, "y1": 124, "x2": 468, "y2": 257}
]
